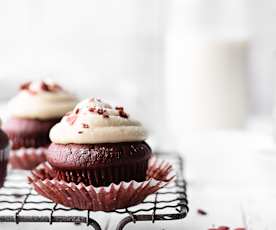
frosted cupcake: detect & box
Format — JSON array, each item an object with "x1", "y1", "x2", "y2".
[
  {"x1": 3, "y1": 80, "x2": 77, "y2": 170},
  {"x1": 47, "y1": 98, "x2": 152, "y2": 186},
  {"x1": 0, "y1": 119, "x2": 9, "y2": 188}
]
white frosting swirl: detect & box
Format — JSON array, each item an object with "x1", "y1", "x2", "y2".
[
  {"x1": 50, "y1": 98, "x2": 147, "y2": 144},
  {"x1": 8, "y1": 80, "x2": 77, "y2": 120}
]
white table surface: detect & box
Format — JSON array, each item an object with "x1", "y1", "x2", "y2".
[{"x1": 1, "y1": 118, "x2": 275, "y2": 230}]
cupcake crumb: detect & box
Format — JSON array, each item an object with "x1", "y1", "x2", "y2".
[{"x1": 197, "y1": 209, "x2": 207, "y2": 215}]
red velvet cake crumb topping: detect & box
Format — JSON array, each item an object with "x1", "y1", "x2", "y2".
[
  {"x1": 89, "y1": 107, "x2": 95, "y2": 112},
  {"x1": 97, "y1": 108, "x2": 104, "y2": 115},
  {"x1": 19, "y1": 80, "x2": 63, "y2": 93},
  {"x1": 119, "y1": 110, "x2": 128, "y2": 119},
  {"x1": 115, "y1": 106, "x2": 124, "y2": 111},
  {"x1": 115, "y1": 106, "x2": 128, "y2": 118},
  {"x1": 88, "y1": 107, "x2": 110, "y2": 118},
  {"x1": 20, "y1": 81, "x2": 31, "y2": 90},
  {"x1": 82, "y1": 123, "x2": 89, "y2": 128},
  {"x1": 217, "y1": 227, "x2": 230, "y2": 230},
  {"x1": 40, "y1": 81, "x2": 51, "y2": 91}
]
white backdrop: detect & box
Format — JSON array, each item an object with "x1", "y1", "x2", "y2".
[{"x1": 0, "y1": 0, "x2": 273, "y2": 139}]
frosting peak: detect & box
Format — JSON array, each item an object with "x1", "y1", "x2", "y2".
[
  {"x1": 8, "y1": 80, "x2": 77, "y2": 120},
  {"x1": 50, "y1": 98, "x2": 147, "y2": 144}
]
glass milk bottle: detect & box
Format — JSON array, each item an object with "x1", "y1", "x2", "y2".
[{"x1": 164, "y1": 0, "x2": 249, "y2": 140}]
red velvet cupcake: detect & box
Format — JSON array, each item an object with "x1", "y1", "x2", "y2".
[
  {"x1": 3, "y1": 80, "x2": 77, "y2": 170},
  {"x1": 30, "y1": 98, "x2": 174, "y2": 211},
  {"x1": 47, "y1": 98, "x2": 152, "y2": 187},
  {"x1": 0, "y1": 123, "x2": 9, "y2": 188}
]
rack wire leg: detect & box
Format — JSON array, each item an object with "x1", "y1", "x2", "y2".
[
  {"x1": 116, "y1": 216, "x2": 134, "y2": 230},
  {"x1": 88, "y1": 219, "x2": 102, "y2": 230}
]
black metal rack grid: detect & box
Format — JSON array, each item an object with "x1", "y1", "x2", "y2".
[{"x1": 0, "y1": 152, "x2": 188, "y2": 230}]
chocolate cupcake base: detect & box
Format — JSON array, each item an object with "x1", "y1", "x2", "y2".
[
  {"x1": 54, "y1": 160, "x2": 148, "y2": 187},
  {"x1": 47, "y1": 142, "x2": 152, "y2": 187},
  {"x1": 3, "y1": 117, "x2": 59, "y2": 149},
  {"x1": 29, "y1": 157, "x2": 174, "y2": 211},
  {"x1": 9, "y1": 147, "x2": 47, "y2": 170}
]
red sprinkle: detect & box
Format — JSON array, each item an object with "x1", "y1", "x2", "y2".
[
  {"x1": 82, "y1": 123, "x2": 89, "y2": 128},
  {"x1": 115, "y1": 106, "x2": 124, "y2": 111},
  {"x1": 234, "y1": 228, "x2": 246, "y2": 230},
  {"x1": 97, "y1": 108, "x2": 104, "y2": 115},
  {"x1": 40, "y1": 81, "x2": 50, "y2": 91},
  {"x1": 197, "y1": 209, "x2": 207, "y2": 215},
  {"x1": 89, "y1": 107, "x2": 95, "y2": 112},
  {"x1": 119, "y1": 110, "x2": 128, "y2": 119},
  {"x1": 217, "y1": 227, "x2": 230, "y2": 230},
  {"x1": 20, "y1": 81, "x2": 31, "y2": 90},
  {"x1": 66, "y1": 115, "x2": 77, "y2": 125}
]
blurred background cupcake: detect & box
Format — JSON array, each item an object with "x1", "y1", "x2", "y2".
[
  {"x1": 0, "y1": 118, "x2": 9, "y2": 188},
  {"x1": 2, "y1": 79, "x2": 77, "y2": 170}
]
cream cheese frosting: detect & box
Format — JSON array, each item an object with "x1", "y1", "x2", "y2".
[
  {"x1": 8, "y1": 80, "x2": 77, "y2": 120},
  {"x1": 50, "y1": 98, "x2": 147, "y2": 144}
]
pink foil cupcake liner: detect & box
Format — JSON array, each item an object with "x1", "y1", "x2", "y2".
[
  {"x1": 9, "y1": 147, "x2": 47, "y2": 170},
  {"x1": 28, "y1": 157, "x2": 175, "y2": 211}
]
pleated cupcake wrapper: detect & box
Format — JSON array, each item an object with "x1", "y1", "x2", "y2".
[
  {"x1": 29, "y1": 157, "x2": 175, "y2": 211},
  {"x1": 0, "y1": 146, "x2": 9, "y2": 188},
  {"x1": 9, "y1": 147, "x2": 47, "y2": 170},
  {"x1": 54, "y1": 160, "x2": 148, "y2": 187}
]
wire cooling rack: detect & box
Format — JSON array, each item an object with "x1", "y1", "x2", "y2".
[{"x1": 0, "y1": 152, "x2": 188, "y2": 230}]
